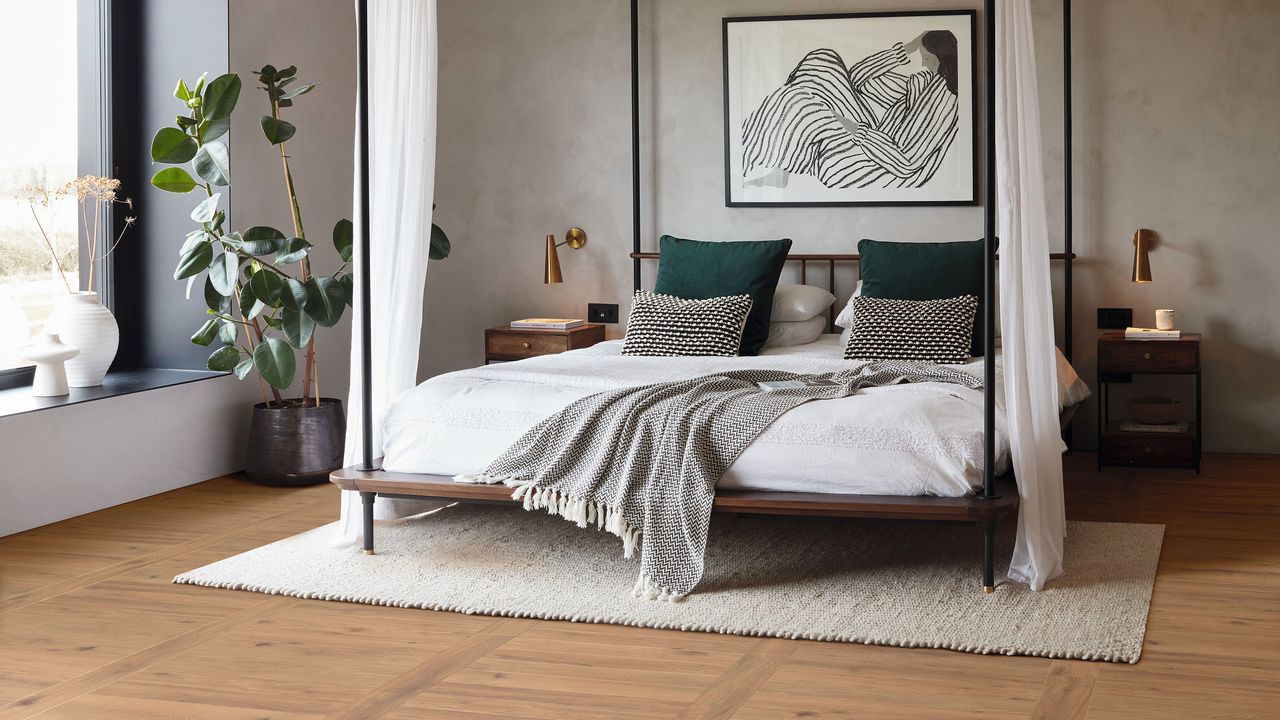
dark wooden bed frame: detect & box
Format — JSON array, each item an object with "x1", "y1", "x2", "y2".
[{"x1": 335, "y1": 0, "x2": 1079, "y2": 594}]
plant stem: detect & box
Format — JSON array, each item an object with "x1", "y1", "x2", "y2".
[
  {"x1": 28, "y1": 204, "x2": 72, "y2": 293},
  {"x1": 245, "y1": 334, "x2": 270, "y2": 406},
  {"x1": 249, "y1": 316, "x2": 284, "y2": 405},
  {"x1": 211, "y1": 313, "x2": 255, "y2": 327},
  {"x1": 302, "y1": 340, "x2": 315, "y2": 405},
  {"x1": 89, "y1": 194, "x2": 101, "y2": 292},
  {"x1": 312, "y1": 351, "x2": 320, "y2": 407},
  {"x1": 272, "y1": 93, "x2": 318, "y2": 403},
  {"x1": 235, "y1": 281, "x2": 272, "y2": 407},
  {"x1": 98, "y1": 217, "x2": 133, "y2": 263},
  {"x1": 228, "y1": 248, "x2": 291, "y2": 278},
  {"x1": 80, "y1": 199, "x2": 91, "y2": 291}
]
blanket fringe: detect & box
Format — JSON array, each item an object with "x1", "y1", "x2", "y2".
[
  {"x1": 505, "y1": 482, "x2": 644, "y2": 560},
  {"x1": 453, "y1": 473, "x2": 508, "y2": 485},
  {"x1": 455, "y1": 474, "x2": 641, "y2": 555},
  {"x1": 458, "y1": 474, "x2": 678, "y2": 600},
  {"x1": 632, "y1": 574, "x2": 685, "y2": 603}
]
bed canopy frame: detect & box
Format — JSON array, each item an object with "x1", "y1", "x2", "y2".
[{"x1": 336, "y1": 0, "x2": 1077, "y2": 593}]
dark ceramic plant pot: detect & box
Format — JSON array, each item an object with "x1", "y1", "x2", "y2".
[{"x1": 245, "y1": 398, "x2": 346, "y2": 486}]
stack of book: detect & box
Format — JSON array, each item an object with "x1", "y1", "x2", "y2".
[
  {"x1": 510, "y1": 318, "x2": 586, "y2": 330},
  {"x1": 1124, "y1": 327, "x2": 1181, "y2": 340}
]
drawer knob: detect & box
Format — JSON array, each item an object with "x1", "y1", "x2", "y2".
[
  {"x1": 1144, "y1": 446, "x2": 1152, "y2": 453},
  {"x1": 522, "y1": 342, "x2": 531, "y2": 349},
  {"x1": 1143, "y1": 352, "x2": 1151, "y2": 360}
]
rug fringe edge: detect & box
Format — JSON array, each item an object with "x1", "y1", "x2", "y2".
[{"x1": 168, "y1": 574, "x2": 1140, "y2": 663}]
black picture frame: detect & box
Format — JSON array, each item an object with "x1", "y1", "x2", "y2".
[{"x1": 722, "y1": 10, "x2": 979, "y2": 208}]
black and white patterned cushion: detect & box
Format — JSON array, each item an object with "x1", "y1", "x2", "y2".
[
  {"x1": 843, "y1": 294, "x2": 978, "y2": 364},
  {"x1": 622, "y1": 290, "x2": 752, "y2": 357}
]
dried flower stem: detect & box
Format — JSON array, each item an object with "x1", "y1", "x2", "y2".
[
  {"x1": 26, "y1": 204, "x2": 72, "y2": 293},
  {"x1": 89, "y1": 194, "x2": 101, "y2": 290},
  {"x1": 80, "y1": 198, "x2": 92, "y2": 291},
  {"x1": 97, "y1": 217, "x2": 136, "y2": 263}
]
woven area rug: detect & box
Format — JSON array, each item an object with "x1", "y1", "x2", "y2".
[{"x1": 175, "y1": 505, "x2": 1164, "y2": 663}]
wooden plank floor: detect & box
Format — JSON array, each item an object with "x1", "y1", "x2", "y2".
[{"x1": 1, "y1": 452, "x2": 1276, "y2": 719}]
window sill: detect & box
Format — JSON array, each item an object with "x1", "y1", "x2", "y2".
[{"x1": 0, "y1": 369, "x2": 226, "y2": 420}]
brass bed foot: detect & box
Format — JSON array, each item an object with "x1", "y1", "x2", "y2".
[
  {"x1": 982, "y1": 585, "x2": 995, "y2": 594},
  {"x1": 362, "y1": 549, "x2": 376, "y2": 556}
]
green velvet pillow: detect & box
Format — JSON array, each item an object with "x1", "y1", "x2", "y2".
[
  {"x1": 653, "y1": 235, "x2": 792, "y2": 356},
  {"x1": 857, "y1": 238, "x2": 993, "y2": 357}
]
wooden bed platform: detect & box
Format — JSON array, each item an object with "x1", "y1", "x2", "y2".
[
  {"x1": 330, "y1": 466, "x2": 1021, "y2": 592},
  {"x1": 332, "y1": 467, "x2": 1020, "y2": 522}
]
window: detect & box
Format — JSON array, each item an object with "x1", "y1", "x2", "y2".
[{"x1": 0, "y1": 0, "x2": 104, "y2": 378}]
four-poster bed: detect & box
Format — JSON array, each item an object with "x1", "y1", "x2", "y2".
[{"x1": 334, "y1": 0, "x2": 1078, "y2": 594}]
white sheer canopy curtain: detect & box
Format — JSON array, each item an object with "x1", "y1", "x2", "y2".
[
  {"x1": 338, "y1": 0, "x2": 439, "y2": 542},
  {"x1": 996, "y1": 0, "x2": 1066, "y2": 589}
]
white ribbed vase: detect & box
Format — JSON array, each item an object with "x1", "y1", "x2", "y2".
[{"x1": 52, "y1": 291, "x2": 119, "y2": 387}]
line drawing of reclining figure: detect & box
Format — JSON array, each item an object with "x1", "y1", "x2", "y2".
[{"x1": 742, "y1": 30, "x2": 960, "y2": 191}]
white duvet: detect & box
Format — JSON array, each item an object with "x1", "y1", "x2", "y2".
[{"x1": 382, "y1": 336, "x2": 1090, "y2": 498}]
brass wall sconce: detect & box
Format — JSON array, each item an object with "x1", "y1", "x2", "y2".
[
  {"x1": 544, "y1": 227, "x2": 587, "y2": 284},
  {"x1": 1131, "y1": 228, "x2": 1155, "y2": 283}
]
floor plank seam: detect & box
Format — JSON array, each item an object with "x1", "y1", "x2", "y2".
[
  {"x1": 0, "y1": 598, "x2": 295, "y2": 720},
  {"x1": 0, "y1": 496, "x2": 335, "y2": 614},
  {"x1": 324, "y1": 629, "x2": 527, "y2": 720},
  {"x1": 675, "y1": 640, "x2": 798, "y2": 720}
]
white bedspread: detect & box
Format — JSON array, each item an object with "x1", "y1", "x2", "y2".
[{"x1": 382, "y1": 336, "x2": 1089, "y2": 497}]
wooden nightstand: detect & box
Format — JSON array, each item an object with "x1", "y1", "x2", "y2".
[
  {"x1": 1096, "y1": 332, "x2": 1201, "y2": 473},
  {"x1": 484, "y1": 324, "x2": 606, "y2": 364}
]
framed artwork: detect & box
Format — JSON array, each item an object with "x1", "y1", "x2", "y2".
[{"x1": 723, "y1": 10, "x2": 977, "y2": 207}]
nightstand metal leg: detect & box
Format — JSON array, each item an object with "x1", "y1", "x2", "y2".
[
  {"x1": 981, "y1": 521, "x2": 996, "y2": 593},
  {"x1": 361, "y1": 491, "x2": 376, "y2": 555},
  {"x1": 1097, "y1": 373, "x2": 1105, "y2": 471},
  {"x1": 1195, "y1": 371, "x2": 1202, "y2": 474}
]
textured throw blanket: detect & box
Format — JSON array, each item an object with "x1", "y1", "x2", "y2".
[{"x1": 456, "y1": 362, "x2": 983, "y2": 599}]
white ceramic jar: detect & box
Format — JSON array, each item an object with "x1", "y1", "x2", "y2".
[{"x1": 52, "y1": 291, "x2": 119, "y2": 387}]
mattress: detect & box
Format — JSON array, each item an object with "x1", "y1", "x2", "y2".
[{"x1": 381, "y1": 335, "x2": 1090, "y2": 497}]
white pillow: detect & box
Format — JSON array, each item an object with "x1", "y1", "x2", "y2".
[
  {"x1": 763, "y1": 315, "x2": 827, "y2": 349},
  {"x1": 770, "y1": 284, "x2": 836, "y2": 323},
  {"x1": 834, "y1": 281, "x2": 863, "y2": 329}
]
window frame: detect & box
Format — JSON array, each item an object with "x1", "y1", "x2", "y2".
[{"x1": 0, "y1": 0, "x2": 110, "y2": 391}]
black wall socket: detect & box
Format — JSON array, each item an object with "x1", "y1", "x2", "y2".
[
  {"x1": 588, "y1": 303, "x2": 620, "y2": 324},
  {"x1": 1097, "y1": 307, "x2": 1133, "y2": 329}
]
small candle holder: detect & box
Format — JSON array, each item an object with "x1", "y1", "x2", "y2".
[{"x1": 24, "y1": 333, "x2": 80, "y2": 397}]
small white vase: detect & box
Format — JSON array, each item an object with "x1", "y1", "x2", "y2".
[
  {"x1": 23, "y1": 333, "x2": 79, "y2": 397},
  {"x1": 51, "y1": 291, "x2": 119, "y2": 387}
]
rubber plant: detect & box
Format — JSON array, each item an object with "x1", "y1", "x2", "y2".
[{"x1": 150, "y1": 66, "x2": 450, "y2": 407}]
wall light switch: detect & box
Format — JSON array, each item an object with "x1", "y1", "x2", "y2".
[
  {"x1": 588, "y1": 303, "x2": 619, "y2": 324},
  {"x1": 1097, "y1": 307, "x2": 1133, "y2": 329}
]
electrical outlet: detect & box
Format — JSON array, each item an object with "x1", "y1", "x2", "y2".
[
  {"x1": 1097, "y1": 307, "x2": 1133, "y2": 329},
  {"x1": 588, "y1": 303, "x2": 619, "y2": 324}
]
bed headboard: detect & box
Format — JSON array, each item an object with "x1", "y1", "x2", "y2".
[{"x1": 629, "y1": 251, "x2": 1077, "y2": 335}]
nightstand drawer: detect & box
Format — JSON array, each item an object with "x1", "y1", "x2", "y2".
[
  {"x1": 1098, "y1": 341, "x2": 1198, "y2": 373},
  {"x1": 486, "y1": 331, "x2": 568, "y2": 359},
  {"x1": 1101, "y1": 433, "x2": 1194, "y2": 467}
]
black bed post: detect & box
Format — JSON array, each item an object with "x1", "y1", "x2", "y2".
[
  {"x1": 357, "y1": 0, "x2": 374, "y2": 473},
  {"x1": 356, "y1": 0, "x2": 377, "y2": 554},
  {"x1": 1063, "y1": 0, "x2": 1074, "y2": 365},
  {"x1": 981, "y1": 0, "x2": 998, "y2": 594},
  {"x1": 631, "y1": 0, "x2": 642, "y2": 293},
  {"x1": 361, "y1": 491, "x2": 376, "y2": 555}
]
